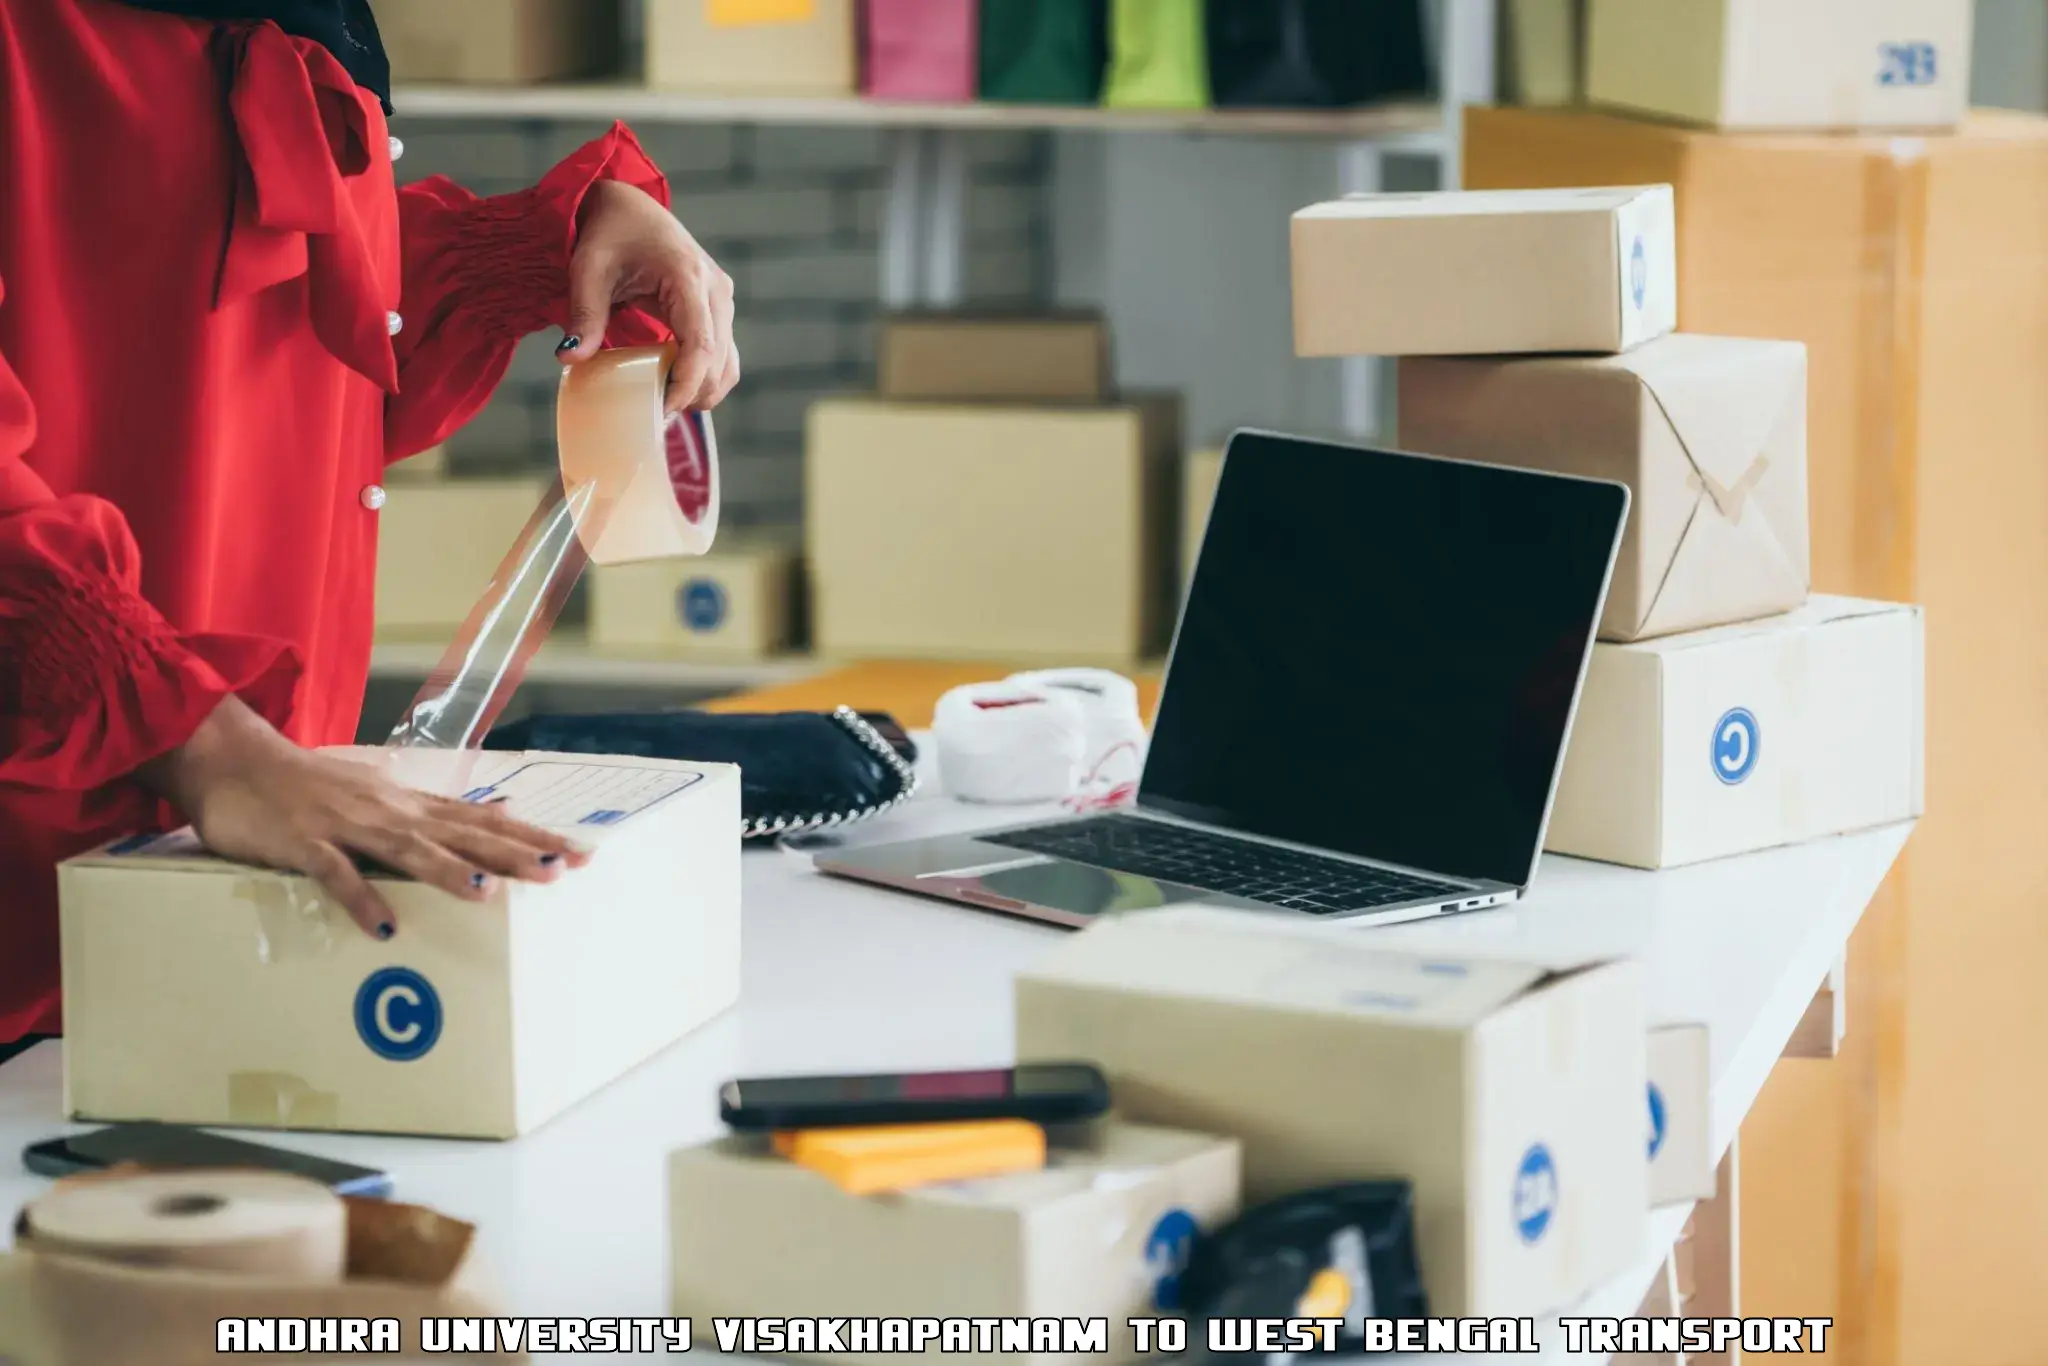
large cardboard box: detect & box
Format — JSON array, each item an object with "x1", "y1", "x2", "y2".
[
  {"x1": 376, "y1": 0, "x2": 622, "y2": 83},
  {"x1": 645, "y1": 0, "x2": 857, "y2": 95},
  {"x1": 1465, "y1": 104, "x2": 2048, "y2": 1360},
  {"x1": 58, "y1": 749, "x2": 741, "y2": 1140},
  {"x1": 670, "y1": 1122, "x2": 1240, "y2": 1366},
  {"x1": 1399, "y1": 334, "x2": 1810, "y2": 642},
  {"x1": 1549, "y1": 597, "x2": 1923, "y2": 870},
  {"x1": 880, "y1": 315, "x2": 1111, "y2": 405},
  {"x1": 1015, "y1": 911, "x2": 1647, "y2": 1317},
  {"x1": 589, "y1": 537, "x2": 797, "y2": 658},
  {"x1": 806, "y1": 398, "x2": 1180, "y2": 664},
  {"x1": 1586, "y1": 0, "x2": 1973, "y2": 132},
  {"x1": 1182, "y1": 448, "x2": 1222, "y2": 588},
  {"x1": 1500, "y1": 0, "x2": 1585, "y2": 106},
  {"x1": 374, "y1": 477, "x2": 546, "y2": 639},
  {"x1": 386, "y1": 444, "x2": 447, "y2": 482},
  {"x1": 1648, "y1": 1024, "x2": 1714, "y2": 1208},
  {"x1": 1291, "y1": 187, "x2": 1677, "y2": 357}
]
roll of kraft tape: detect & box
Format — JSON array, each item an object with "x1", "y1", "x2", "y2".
[
  {"x1": 556, "y1": 342, "x2": 721, "y2": 565},
  {"x1": 935, "y1": 681, "x2": 1088, "y2": 805},
  {"x1": 21, "y1": 1170, "x2": 348, "y2": 1280}
]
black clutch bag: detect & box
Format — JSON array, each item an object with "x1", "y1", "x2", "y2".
[
  {"x1": 1205, "y1": 0, "x2": 1430, "y2": 108},
  {"x1": 484, "y1": 707, "x2": 919, "y2": 842}
]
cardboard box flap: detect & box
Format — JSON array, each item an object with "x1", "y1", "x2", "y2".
[
  {"x1": 1296, "y1": 185, "x2": 1665, "y2": 221},
  {"x1": 67, "y1": 749, "x2": 724, "y2": 874},
  {"x1": 1625, "y1": 336, "x2": 1810, "y2": 636},
  {"x1": 1617, "y1": 594, "x2": 1913, "y2": 655},
  {"x1": 1022, "y1": 910, "x2": 1599, "y2": 1029}
]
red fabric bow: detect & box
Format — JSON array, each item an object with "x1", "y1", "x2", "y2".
[{"x1": 212, "y1": 22, "x2": 398, "y2": 392}]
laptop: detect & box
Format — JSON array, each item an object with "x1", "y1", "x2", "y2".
[{"x1": 816, "y1": 430, "x2": 1630, "y2": 930}]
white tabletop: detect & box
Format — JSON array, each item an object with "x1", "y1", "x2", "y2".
[{"x1": 0, "y1": 772, "x2": 1910, "y2": 1365}]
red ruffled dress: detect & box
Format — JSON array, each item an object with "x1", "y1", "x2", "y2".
[{"x1": 0, "y1": 0, "x2": 670, "y2": 1041}]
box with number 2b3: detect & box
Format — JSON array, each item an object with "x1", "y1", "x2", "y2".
[
  {"x1": 56, "y1": 749, "x2": 740, "y2": 1140},
  {"x1": 589, "y1": 537, "x2": 797, "y2": 658},
  {"x1": 1016, "y1": 909, "x2": 1648, "y2": 1318}
]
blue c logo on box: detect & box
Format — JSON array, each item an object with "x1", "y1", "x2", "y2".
[
  {"x1": 1144, "y1": 1208, "x2": 1199, "y2": 1310},
  {"x1": 1648, "y1": 1083, "x2": 1668, "y2": 1160},
  {"x1": 678, "y1": 579, "x2": 727, "y2": 633},
  {"x1": 1630, "y1": 237, "x2": 1648, "y2": 309},
  {"x1": 1514, "y1": 1144, "x2": 1558, "y2": 1245},
  {"x1": 354, "y1": 968, "x2": 442, "y2": 1062},
  {"x1": 1712, "y1": 707, "x2": 1760, "y2": 785}
]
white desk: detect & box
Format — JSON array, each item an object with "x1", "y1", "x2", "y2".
[{"x1": 0, "y1": 781, "x2": 1910, "y2": 1365}]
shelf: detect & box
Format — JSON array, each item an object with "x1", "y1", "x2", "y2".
[
  {"x1": 391, "y1": 83, "x2": 1447, "y2": 144},
  {"x1": 368, "y1": 639, "x2": 822, "y2": 691}
]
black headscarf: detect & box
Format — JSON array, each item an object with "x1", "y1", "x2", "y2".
[{"x1": 111, "y1": 0, "x2": 392, "y2": 113}]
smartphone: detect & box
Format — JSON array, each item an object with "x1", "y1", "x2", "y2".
[
  {"x1": 719, "y1": 1062, "x2": 1110, "y2": 1132},
  {"x1": 23, "y1": 1123, "x2": 393, "y2": 1198}
]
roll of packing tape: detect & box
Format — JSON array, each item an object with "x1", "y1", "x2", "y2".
[
  {"x1": 935, "y1": 681, "x2": 1088, "y2": 805},
  {"x1": 1007, "y1": 669, "x2": 1148, "y2": 797},
  {"x1": 556, "y1": 342, "x2": 721, "y2": 566},
  {"x1": 21, "y1": 1171, "x2": 349, "y2": 1280}
]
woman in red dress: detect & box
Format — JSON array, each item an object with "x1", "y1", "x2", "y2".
[{"x1": 0, "y1": 0, "x2": 741, "y2": 1056}]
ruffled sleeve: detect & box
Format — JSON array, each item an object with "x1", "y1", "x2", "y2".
[
  {"x1": 385, "y1": 122, "x2": 674, "y2": 462},
  {"x1": 0, "y1": 278, "x2": 300, "y2": 794}
]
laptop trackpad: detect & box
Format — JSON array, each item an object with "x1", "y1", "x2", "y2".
[{"x1": 963, "y1": 859, "x2": 1198, "y2": 916}]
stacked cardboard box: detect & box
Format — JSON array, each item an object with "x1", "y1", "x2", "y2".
[
  {"x1": 376, "y1": 0, "x2": 623, "y2": 84},
  {"x1": 1459, "y1": 98, "x2": 2048, "y2": 1358},
  {"x1": 806, "y1": 314, "x2": 1182, "y2": 665},
  {"x1": 373, "y1": 476, "x2": 549, "y2": 640}
]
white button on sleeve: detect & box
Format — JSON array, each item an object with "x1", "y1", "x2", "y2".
[
  {"x1": 386, "y1": 311, "x2": 404, "y2": 337},
  {"x1": 388, "y1": 135, "x2": 405, "y2": 163},
  {"x1": 360, "y1": 485, "x2": 387, "y2": 511}
]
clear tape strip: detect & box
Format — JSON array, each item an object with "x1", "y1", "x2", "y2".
[{"x1": 385, "y1": 475, "x2": 602, "y2": 751}]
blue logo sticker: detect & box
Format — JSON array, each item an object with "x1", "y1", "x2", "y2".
[
  {"x1": 678, "y1": 579, "x2": 727, "y2": 633},
  {"x1": 1648, "y1": 1083, "x2": 1668, "y2": 1161},
  {"x1": 1514, "y1": 1144, "x2": 1558, "y2": 1245},
  {"x1": 1712, "y1": 707, "x2": 1760, "y2": 785},
  {"x1": 1630, "y1": 237, "x2": 1648, "y2": 310},
  {"x1": 354, "y1": 968, "x2": 442, "y2": 1062},
  {"x1": 1878, "y1": 42, "x2": 1939, "y2": 87},
  {"x1": 1144, "y1": 1209, "x2": 1199, "y2": 1310}
]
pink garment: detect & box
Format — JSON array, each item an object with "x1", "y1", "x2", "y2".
[{"x1": 863, "y1": 0, "x2": 978, "y2": 101}]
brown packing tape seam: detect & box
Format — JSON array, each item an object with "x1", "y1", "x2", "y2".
[{"x1": 228, "y1": 1072, "x2": 341, "y2": 1130}]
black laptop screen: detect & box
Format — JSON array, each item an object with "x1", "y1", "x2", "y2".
[{"x1": 1140, "y1": 433, "x2": 1627, "y2": 889}]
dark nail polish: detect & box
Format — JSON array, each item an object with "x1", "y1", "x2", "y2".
[
  {"x1": 556, "y1": 335, "x2": 581, "y2": 355},
  {"x1": 376, "y1": 923, "x2": 396, "y2": 941},
  {"x1": 540, "y1": 853, "x2": 562, "y2": 867},
  {"x1": 470, "y1": 872, "x2": 488, "y2": 889}
]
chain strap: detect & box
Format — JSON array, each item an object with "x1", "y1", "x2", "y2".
[{"x1": 741, "y1": 706, "x2": 921, "y2": 841}]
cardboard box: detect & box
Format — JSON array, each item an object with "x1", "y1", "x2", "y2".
[
  {"x1": 879, "y1": 314, "x2": 1111, "y2": 405},
  {"x1": 589, "y1": 537, "x2": 797, "y2": 658},
  {"x1": 670, "y1": 1122, "x2": 1241, "y2": 1366},
  {"x1": 1182, "y1": 448, "x2": 1222, "y2": 587},
  {"x1": 1500, "y1": 0, "x2": 1585, "y2": 106},
  {"x1": 386, "y1": 444, "x2": 448, "y2": 482},
  {"x1": 645, "y1": 0, "x2": 857, "y2": 95},
  {"x1": 374, "y1": 477, "x2": 546, "y2": 639},
  {"x1": 57, "y1": 749, "x2": 741, "y2": 1140},
  {"x1": 1015, "y1": 910, "x2": 1648, "y2": 1317},
  {"x1": 1548, "y1": 597, "x2": 1924, "y2": 869},
  {"x1": 1586, "y1": 0, "x2": 1973, "y2": 132},
  {"x1": 1398, "y1": 333, "x2": 1810, "y2": 642},
  {"x1": 806, "y1": 398, "x2": 1180, "y2": 664},
  {"x1": 1291, "y1": 186, "x2": 1677, "y2": 357},
  {"x1": 376, "y1": 0, "x2": 621, "y2": 83},
  {"x1": 1648, "y1": 1024, "x2": 1714, "y2": 1208}
]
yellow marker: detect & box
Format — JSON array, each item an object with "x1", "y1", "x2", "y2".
[
  {"x1": 1297, "y1": 1269, "x2": 1352, "y2": 1345},
  {"x1": 773, "y1": 1120, "x2": 1046, "y2": 1196},
  {"x1": 707, "y1": 0, "x2": 815, "y2": 27}
]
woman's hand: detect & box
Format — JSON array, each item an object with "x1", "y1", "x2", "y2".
[
  {"x1": 138, "y1": 698, "x2": 590, "y2": 942},
  {"x1": 557, "y1": 179, "x2": 741, "y2": 415}
]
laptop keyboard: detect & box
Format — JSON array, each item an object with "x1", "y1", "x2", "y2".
[{"x1": 981, "y1": 815, "x2": 1470, "y2": 915}]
